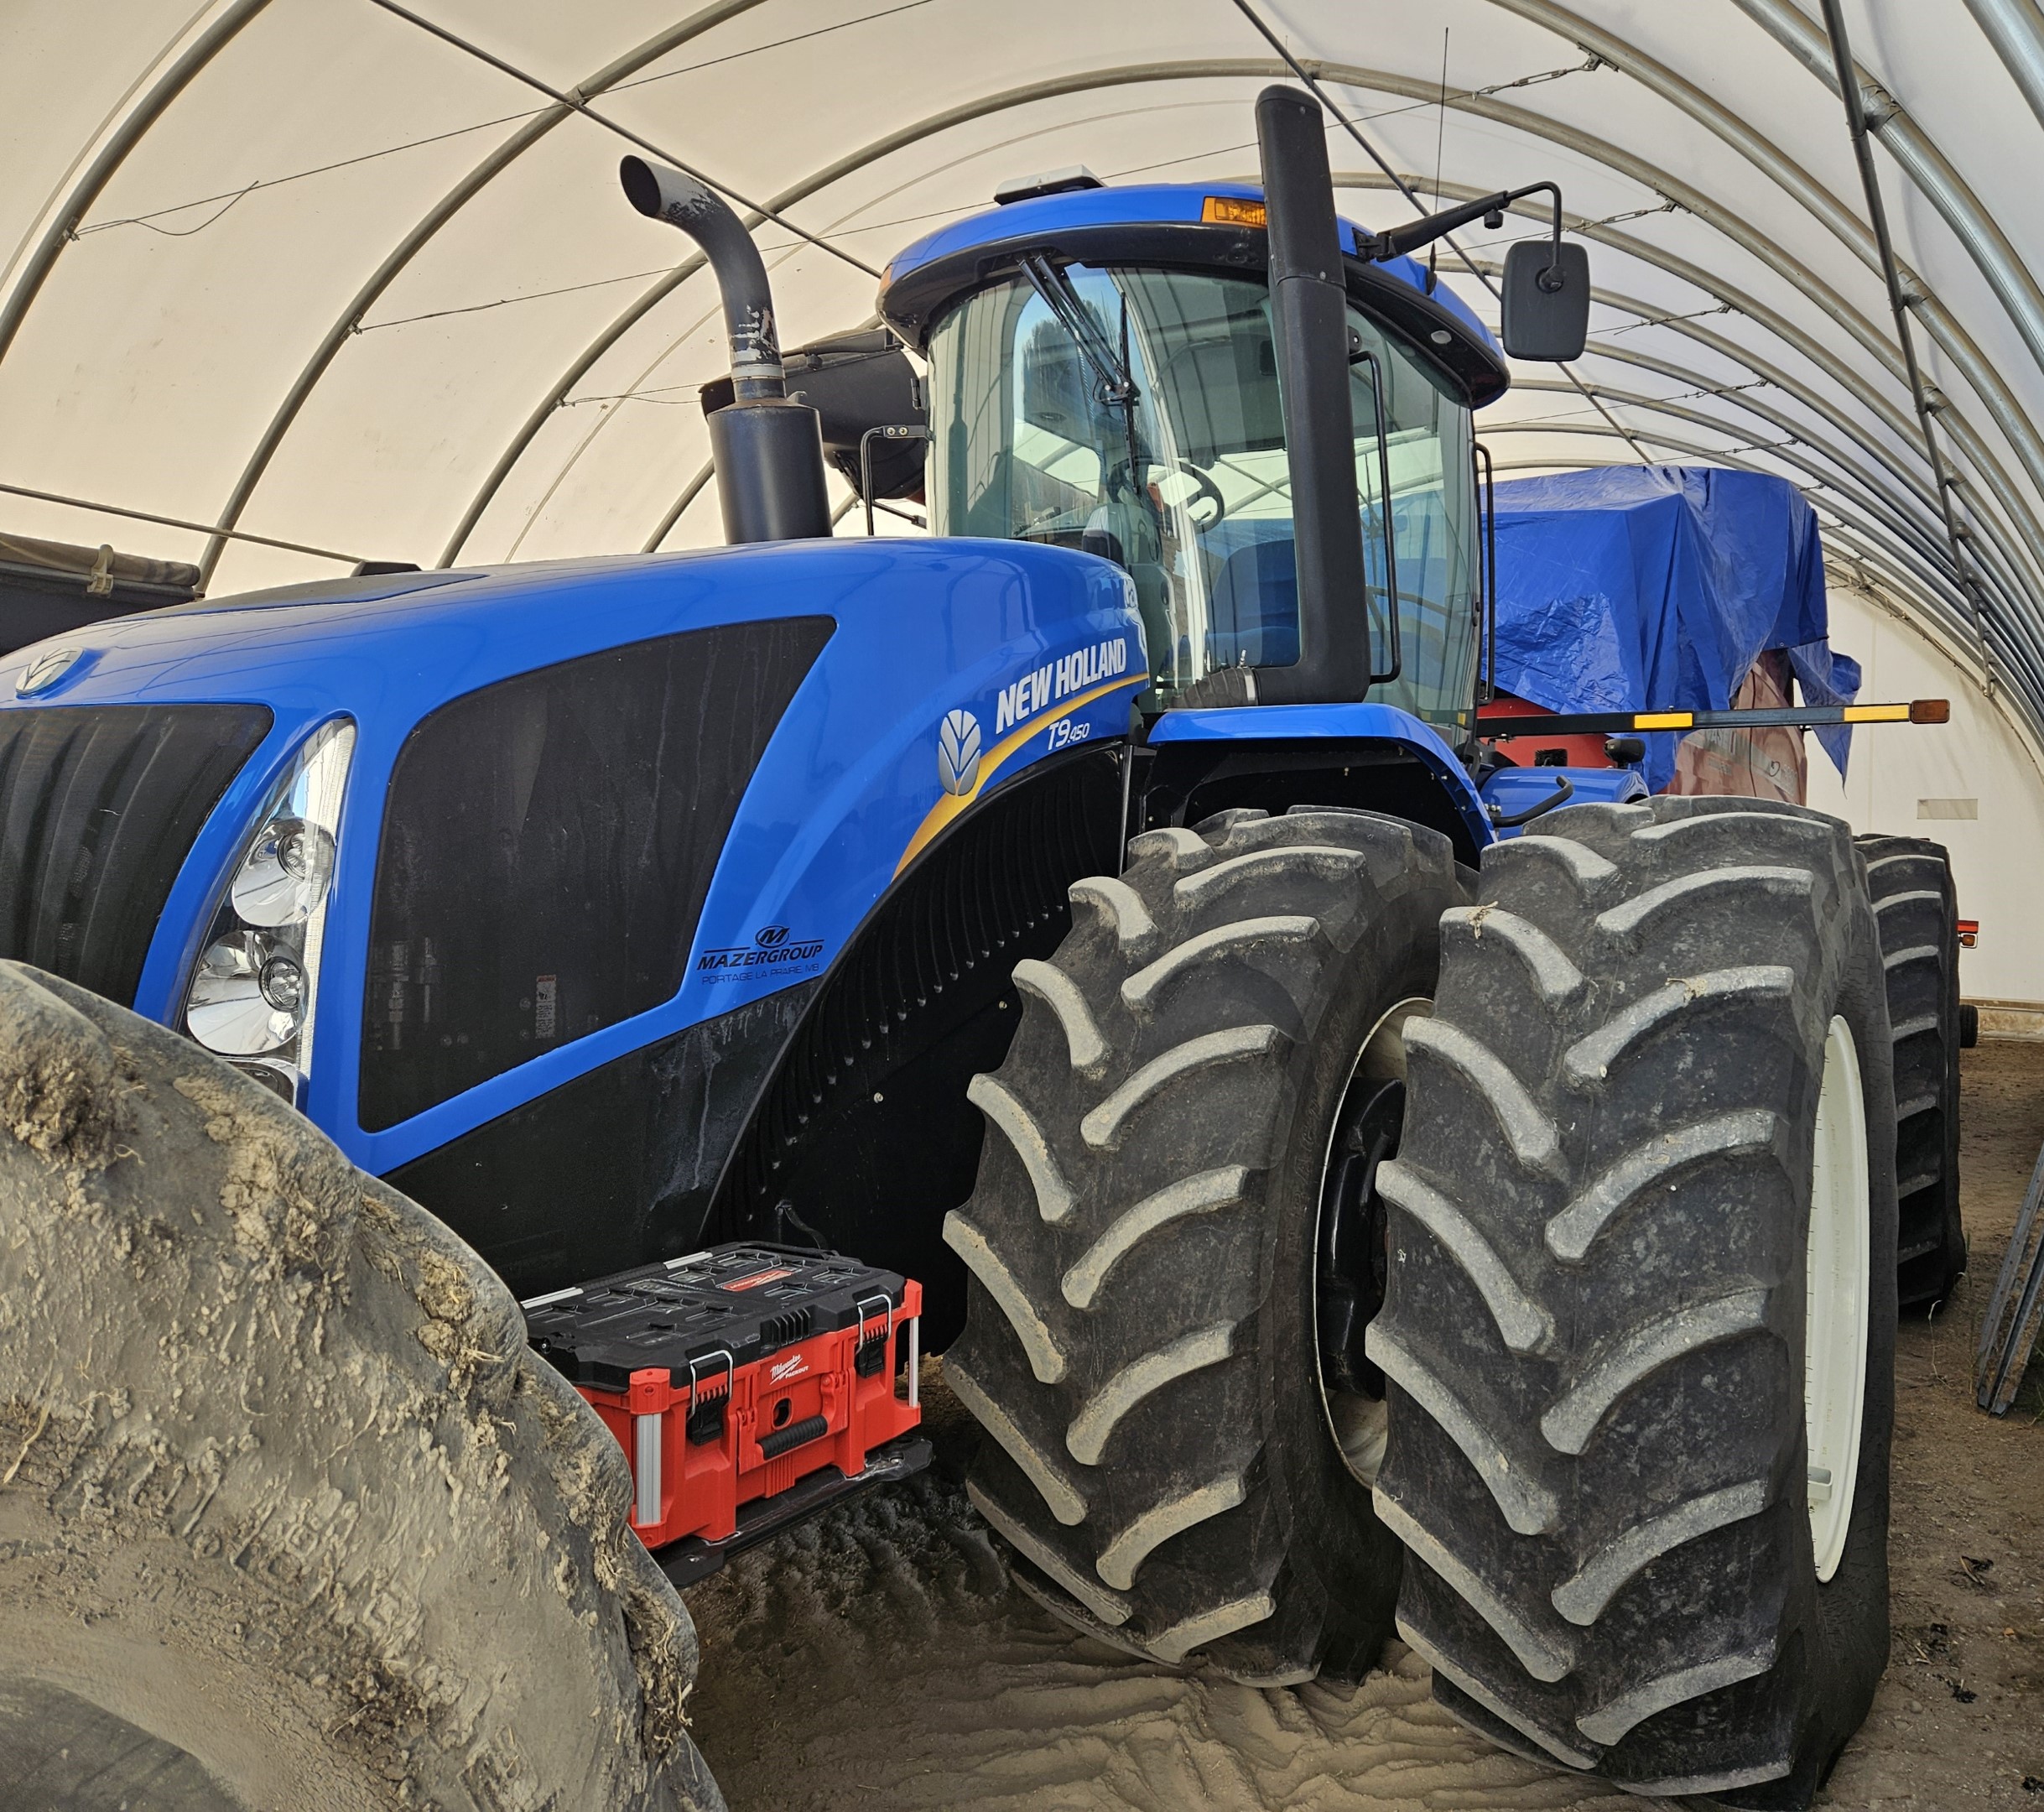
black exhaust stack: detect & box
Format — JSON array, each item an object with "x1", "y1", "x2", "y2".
[
  {"x1": 621, "y1": 157, "x2": 831, "y2": 544},
  {"x1": 1254, "y1": 87, "x2": 1372, "y2": 705}
]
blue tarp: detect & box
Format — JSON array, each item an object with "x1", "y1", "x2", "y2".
[{"x1": 1490, "y1": 466, "x2": 1861, "y2": 790}]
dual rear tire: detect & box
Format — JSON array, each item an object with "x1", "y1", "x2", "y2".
[
  {"x1": 1856, "y1": 834, "x2": 1967, "y2": 1310},
  {"x1": 953, "y1": 797, "x2": 1896, "y2": 1807},
  {"x1": 1379, "y1": 799, "x2": 1896, "y2": 1805},
  {"x1": 944, "y1": 806, "x2": 1462, "y2": 1680}
]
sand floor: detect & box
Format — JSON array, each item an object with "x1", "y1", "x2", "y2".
[{"x1": 683, "y1": 1041, "x2": 2044, "y2": 1812}]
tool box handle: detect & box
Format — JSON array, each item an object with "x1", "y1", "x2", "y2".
[
  {"x1": 853, "y1": 1294, "x2": 896, "y2": 1378},
  {"x1": 854, "y1": 1292, "x2": 894, "y2": 1344},
  {"x1": 685, "y1": 1348, "x2": 734, "y2": 1410}
]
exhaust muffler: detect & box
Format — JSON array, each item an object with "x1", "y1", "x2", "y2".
[{"x1": 621, "y1": 157, "x2": 832, "y2": 545}]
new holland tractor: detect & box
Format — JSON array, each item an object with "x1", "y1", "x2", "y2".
[{"x1": 0, "y1": 84, "x2": 1955, "y2": 1811}]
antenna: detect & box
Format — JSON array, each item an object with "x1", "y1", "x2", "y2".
[{"x1": 1428, "y1": 29, "x2": 1449, "y2": 294}]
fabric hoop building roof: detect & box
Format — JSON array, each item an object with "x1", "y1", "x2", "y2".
[{"x1": 7, "y1": 0, "x2": 2044, "y2": 769}]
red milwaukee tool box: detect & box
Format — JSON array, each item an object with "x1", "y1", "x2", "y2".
[{"x1": 523, "y1": 1243, "x2": 928, "y2": 1584}]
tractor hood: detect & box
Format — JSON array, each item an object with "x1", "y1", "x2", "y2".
[{"x1": 0, "y1": 539, "x2": 1147, "y2": 1177}]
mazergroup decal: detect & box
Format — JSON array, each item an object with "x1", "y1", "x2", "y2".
[
  {"x1": 994, "y1": 636, "x2": 1131, "y2": 734},
  {"x1": 696, "y1": 924, "x2": 826, "y2": 982}
]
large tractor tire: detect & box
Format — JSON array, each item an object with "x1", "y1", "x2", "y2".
[
  {"x1": 1376, "y1": 798, "x2": 1896, "y2": 1808},
  {"x1": 0, "y1": 962, "x2": 723, "y2": 1812},
  {"x1": 944, "y1": 807, "x2": 1467, "y2": 1683},
  {"x1": 1855, "y1": 833, "x2": 1966, "y2": 1310}
]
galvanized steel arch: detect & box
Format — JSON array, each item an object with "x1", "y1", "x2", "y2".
[
  {"x1": 1732, "y1": 0, "x2": 2044, "y2": 381},
  {"x1": 1966, "y1": 0, "x2": 2044, "y2": 128},
  {"x1": 446, "y1": 44, "x2": 2044, "y2": 625},
  {"x1": 1306, "y1": 58, "x2": 2044, "y2": 612},
  {"x1": 190, "y1": 0, "x2": 774, "y2": 584},
  {"x1": 1342, "y1": 174, "x2": 2044, "y2": 631},
  {"x1": 8, "y1": 8, "x2": 2044, "y2": 726},
  {"x1": 0, "y1": 0, "x2": 273, "y2": 366},
  {"x1": 1493, "y1": 0, "x2": 2044, "y2": 399}
]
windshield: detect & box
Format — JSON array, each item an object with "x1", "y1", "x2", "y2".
[{"x1": 925, "y1": 264, "x2": 1479, "y2": 733}]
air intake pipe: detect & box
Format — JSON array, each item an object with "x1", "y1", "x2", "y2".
[
  {"x1": 620, "y1": 156, "x2": 831, "y2": 544},
  {"x1": 1253, "y1": 86, "x2": 1374, "y2": 705}
]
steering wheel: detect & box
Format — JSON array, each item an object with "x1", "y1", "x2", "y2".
[{"x1": 1161, "y1": 460, "x2": 1228, "y2": 530}]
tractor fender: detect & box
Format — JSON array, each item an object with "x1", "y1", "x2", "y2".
[
  {"x1": 1147, "y1": 701, "x2": 1493, "y2": 862},
  {"x1": 1479, "y1": 763, "x2": 1651, "y2": 838}
]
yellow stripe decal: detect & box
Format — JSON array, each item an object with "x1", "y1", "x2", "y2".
[
  {"x1": 895, "y1": 677, "x2": 1137, "y2": 876},
  {"x1": 1633, "y1": 711, "x2": 1693, "y2": 730},
  {"x1": 1843, "y1": 703, "x2": 1911, "y2": 723}
]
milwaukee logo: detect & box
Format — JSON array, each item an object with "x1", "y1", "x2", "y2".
[
  {"x1": 720, "y1": 1268, "x2": 794, "y2": 1292},
  {"x1": 768, "y1": 1354, "x2": 808, "y2": 1384}
]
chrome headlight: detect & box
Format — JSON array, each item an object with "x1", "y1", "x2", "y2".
[
  {"x1": 185, "y1": 929, "x2": 304, "y2": 1054},
  {"x1": 184, "y1": 719, "x2": 354, "y2": 1095},
  {"x1": 230, "y1": 817, "x2": 336, "y2": 926}
]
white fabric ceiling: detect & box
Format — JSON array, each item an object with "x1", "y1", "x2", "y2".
[{"x1": 7, "y1": 0, "x2": 2044, "y2": 738}]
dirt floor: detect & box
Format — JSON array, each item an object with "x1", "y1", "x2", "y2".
[{"x1": 684, "y1": 1040, "x2": 2044, "y2": 1812}]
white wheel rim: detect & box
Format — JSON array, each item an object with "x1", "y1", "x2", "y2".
[
  {"x1": 1805, "y1": 1013, "x2": 1870, "y2": 1583},
  {"x1": 1314, "y1": 997, "x2": 1430, "y2": 1488}
]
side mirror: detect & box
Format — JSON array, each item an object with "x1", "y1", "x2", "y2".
[{"x1": 1500, "y1": 239, "x2": 1591, "y2": 362}]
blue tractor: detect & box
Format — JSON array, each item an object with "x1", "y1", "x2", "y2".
[{"x1": 0, "y1": 89, "x2": 1899, "y2": 1809}]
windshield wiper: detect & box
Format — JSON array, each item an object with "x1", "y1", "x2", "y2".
[
  {"x1": 1018, "y1": 254, "x2": 1137, "y2": 408},
  {"x1": 1017, "y1": 254, "x2": 1152, "y2": 528}
]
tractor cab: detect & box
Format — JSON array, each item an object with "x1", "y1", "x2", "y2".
[{"x1": 875, "y1": 180, "x2": 1508, "y2": 743}]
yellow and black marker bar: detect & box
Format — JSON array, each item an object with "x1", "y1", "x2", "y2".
[{"x1": 1480, "y1": 699, "x2": 1950, "y2": 737}]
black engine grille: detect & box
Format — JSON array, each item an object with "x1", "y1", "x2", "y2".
[{"x1": 0, "y1": 703, "x2": 273, "y2": 1005}]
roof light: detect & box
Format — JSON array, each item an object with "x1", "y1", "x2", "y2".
[
  {"x1": 1201, "y1": 195, "x2": 1266, "y2": 227},
  {"x1": 992, "y1": 166, "x2": 1103, "y2": 206}
]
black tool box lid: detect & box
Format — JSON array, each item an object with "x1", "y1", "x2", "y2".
[{"x1": 522, "y1": 1243, "x2": 909, "y2": 1393}]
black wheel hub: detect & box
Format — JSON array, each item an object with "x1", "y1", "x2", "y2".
[{"x1": 1317, "y1": 1073, "x2": 1403, "y2": 1400}]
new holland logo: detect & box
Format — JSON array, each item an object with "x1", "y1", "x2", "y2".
[
  {"x1": 938, "y1": 707, "x2": 982, "y2": 796},
  {"x1": 14, "y1": 645, "x2": 85, "y2": 698},
  {"x1": 994, "y1": 636, "x2": 1131, "y2": 732}
]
